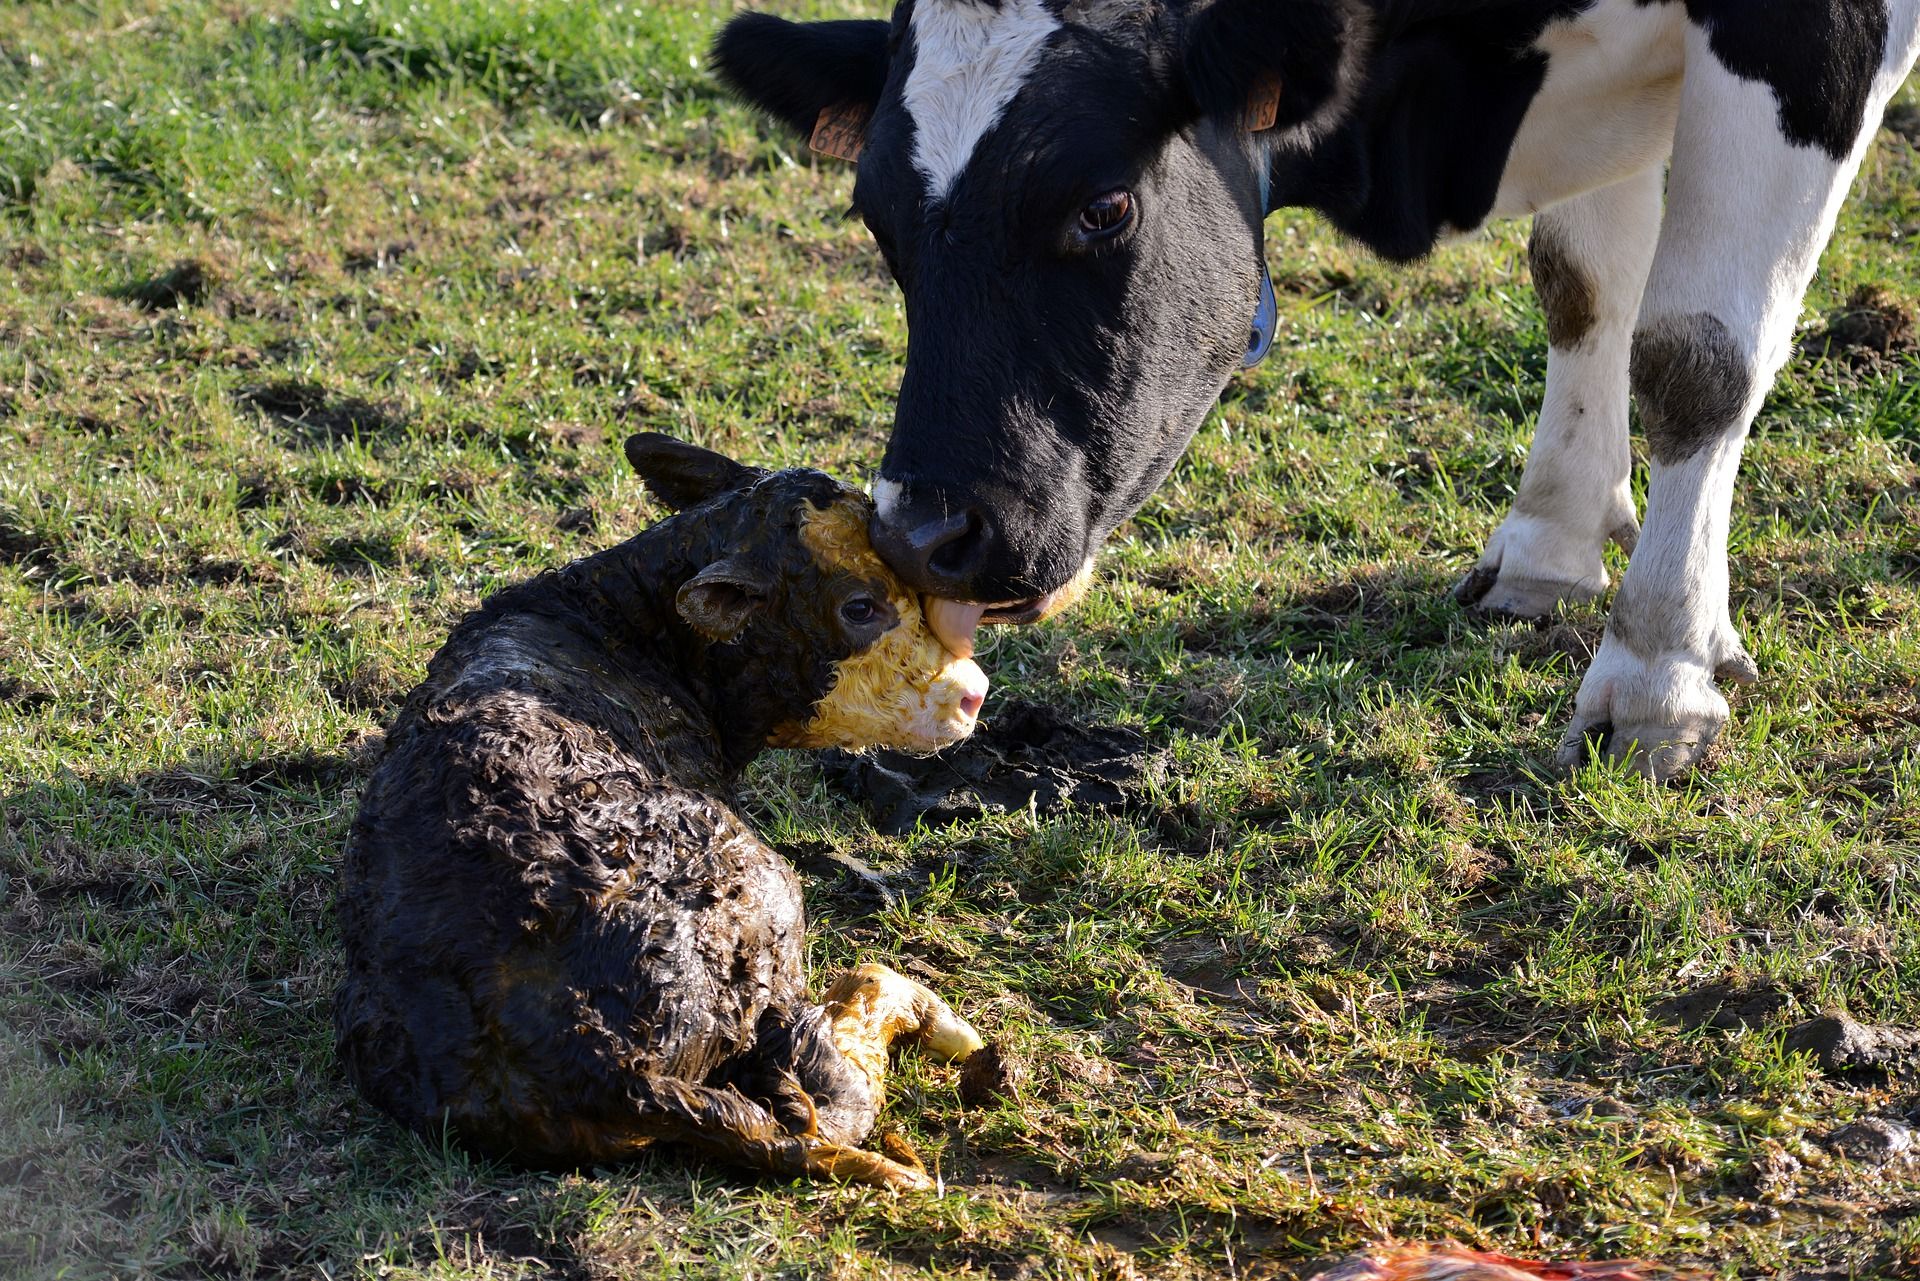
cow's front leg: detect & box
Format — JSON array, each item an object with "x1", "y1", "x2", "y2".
[
  {"x1": 1457, "y1": 167, "x2": 1661, "y2": 619},
  {"x1": 1559, "y1": 10, "x2": 1919, "y2": 779},
  {"x1": 1556, "y1": 414, "x2": 1759, "y2": 780}
]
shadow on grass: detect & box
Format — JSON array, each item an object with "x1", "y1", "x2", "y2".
[
  {"x1": 1171, "y1": 560, "x2": 1467, "y2": 662},
  {"x1": 0, "y1": 747, "x2": 618, "y2": 1277},
  {"x1": 236, "y1": 380, "x2": 408, "y2": 447}
]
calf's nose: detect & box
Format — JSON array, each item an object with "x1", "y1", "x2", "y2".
[
  {"x1": 948, "y1": 657, "x2": 990, "y2": 728},
  {"x1": 869, "y1": 502, "x2": 995, "y2": 598}
]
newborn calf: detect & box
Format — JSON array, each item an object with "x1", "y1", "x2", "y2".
[{"x1": 334, "y1": 434, "x2": 988, "y2": 1188}]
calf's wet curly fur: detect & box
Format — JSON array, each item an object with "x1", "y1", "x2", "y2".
[{"x1": 334, "y1": 434, "x2": 986, "y2": 1188}]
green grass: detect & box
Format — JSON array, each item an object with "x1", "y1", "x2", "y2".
[{"x1": 2, "y1": 1, "x2": 1918, "y2": 1276}]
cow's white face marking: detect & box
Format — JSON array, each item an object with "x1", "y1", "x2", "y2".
[{"x1": 903, "y1": 0, "x2": 1060, "y2": 201}]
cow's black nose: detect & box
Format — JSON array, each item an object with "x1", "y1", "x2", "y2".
[{"x1": 871, "y1": 505, "x2": 992, "y2": 597}]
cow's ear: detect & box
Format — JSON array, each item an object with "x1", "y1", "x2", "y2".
[
  {"x1": 711, "y1": 14, "x2": 890, "y2": 158},
  {"x1": 1180, "y1": 0, "x2": 1369, "y2": 138},
  {"x1": 624, "y1": 434, "x2": 764, "y2": 512}
]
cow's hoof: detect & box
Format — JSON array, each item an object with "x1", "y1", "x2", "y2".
[
  {"x1": 1454, "y1": 565, "x2": 1603, "y2": 620},
  {"x1": 1555, "y1": 633, "x2": 1758, "y2": 782},
  {"x1": 1455, "y1": 514, "x2": 1635, "y2": 621}
]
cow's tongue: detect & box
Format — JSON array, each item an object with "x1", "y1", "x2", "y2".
[{"x1": 924, "y1": 598, "x2": 988, "y2": 659}]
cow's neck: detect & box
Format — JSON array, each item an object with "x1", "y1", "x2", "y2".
[{"x1": 1266, "y1": 0, "x2": 1597, "y2": 261}]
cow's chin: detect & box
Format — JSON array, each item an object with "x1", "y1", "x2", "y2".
[{"x1": 925, "y1": 558, "x2": 1095, "y2": 659}]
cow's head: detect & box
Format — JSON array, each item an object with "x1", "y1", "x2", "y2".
[{"x1": 714, "y1": 0, "x2": 1363, "y2": 643}]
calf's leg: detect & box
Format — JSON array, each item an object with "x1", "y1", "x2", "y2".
[
  {"x1": 1560, "y1": 5, "x2": 1920, "y2": 780},
  {"x1": 1458, "y1": 164, "x2": 1662, "y2": 619},
  {"x1": 716, "y1": 963, "x2": 981, "y2": 1185},
  {"x1": 547, "y1": 1072, "x2": 937, "y2": 1190},
  {"x1": 821, "y1": 962, "x2": 984, "y2": 1078}
]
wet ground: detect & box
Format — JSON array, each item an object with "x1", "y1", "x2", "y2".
[{"x1": 822, "y1": 700, "x2": 1153, "y2": 834}]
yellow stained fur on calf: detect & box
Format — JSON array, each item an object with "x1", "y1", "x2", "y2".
[
  {"x1": 770, "y1": 499, "x2": 977, "y2": 751},
  {"x1": 821, "y1": 962, "x2": 984, "y2": 1094}
]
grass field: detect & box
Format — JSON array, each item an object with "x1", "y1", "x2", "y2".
[{"x1": 2, "y1": 2, "x2": 1918, "y2": 1276}]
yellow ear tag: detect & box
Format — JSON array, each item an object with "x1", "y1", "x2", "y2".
[
  {"x1": 810, "y1": 102, "x2": 871, "y2": 163},
  {"x1": 1244, "y1": 75, "x2": 1282, "y2": 132}
]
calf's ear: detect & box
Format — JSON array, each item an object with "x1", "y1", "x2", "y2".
[
  {"x1": 677, "y1": 559, "x2": 770, "y2": 642},
  {"x1": 710, "y1": 14, "x2": 890, "y2": 159},
  {"x1": 1180, "y1": 0, "x2": 1367, "y2": 137},
  {"x1": 625, "y1": 433, "x2": 764, "y2": 512}
]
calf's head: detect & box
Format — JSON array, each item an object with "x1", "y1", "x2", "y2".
[
  {"x1": 625, "y1": 433, "x2": 989, "y2": 754},
  {"x1": 713, "y1": 0, "x2": 1362, "y2": 646}
]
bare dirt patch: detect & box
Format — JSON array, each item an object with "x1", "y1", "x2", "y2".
[
  {"x1": 959, "y1": 1042, "x2": 1027, "y2": 1106},
  {"x1": 1809, "y1": 284, "x2": 1917, "y2": 363},
  {"x1": 1788, "y1": 1010, "x2": 1920, "y2": 1080},
  {"x1": 1652, "y1": 980, "x2": 1793, "y2": 1032}
]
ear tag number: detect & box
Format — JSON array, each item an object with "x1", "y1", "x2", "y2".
[
  {"x1": 811, "y1": 102, "x2": 871, "y2": 163},
  {"x1": 1243, "y1": 261, "x2": 1277, "y2": 368}
]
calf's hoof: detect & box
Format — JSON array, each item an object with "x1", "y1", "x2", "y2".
[
  {"x1": 1555, "y1": 634, "x2": 1758, "y2": 782},
  {"x1": 799, "y1": 1138, "x2": 935, "y2": 1191},
  {"x1": 824, "y1": 963, "x2": 984, "y2": 1064}
]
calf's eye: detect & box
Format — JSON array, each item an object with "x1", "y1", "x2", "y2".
[
  {"x1": 1079, "y1": 189, "x2": 1133, "y2": 238},
  {"x1": 840, "y1": 598, "x2": 879, "y2": 626}
]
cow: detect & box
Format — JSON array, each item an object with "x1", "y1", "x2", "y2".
[{"x1": 710, "y1": 0, "x2": 1920, "y2": 780}]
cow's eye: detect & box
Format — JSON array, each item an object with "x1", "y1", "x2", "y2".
[
  {"x1": 1079, "y1": 189, "x2": 1134, "y2": 238},
  {"x1": 840, "y1": 597, "x2": 879, "y2": 626}
]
